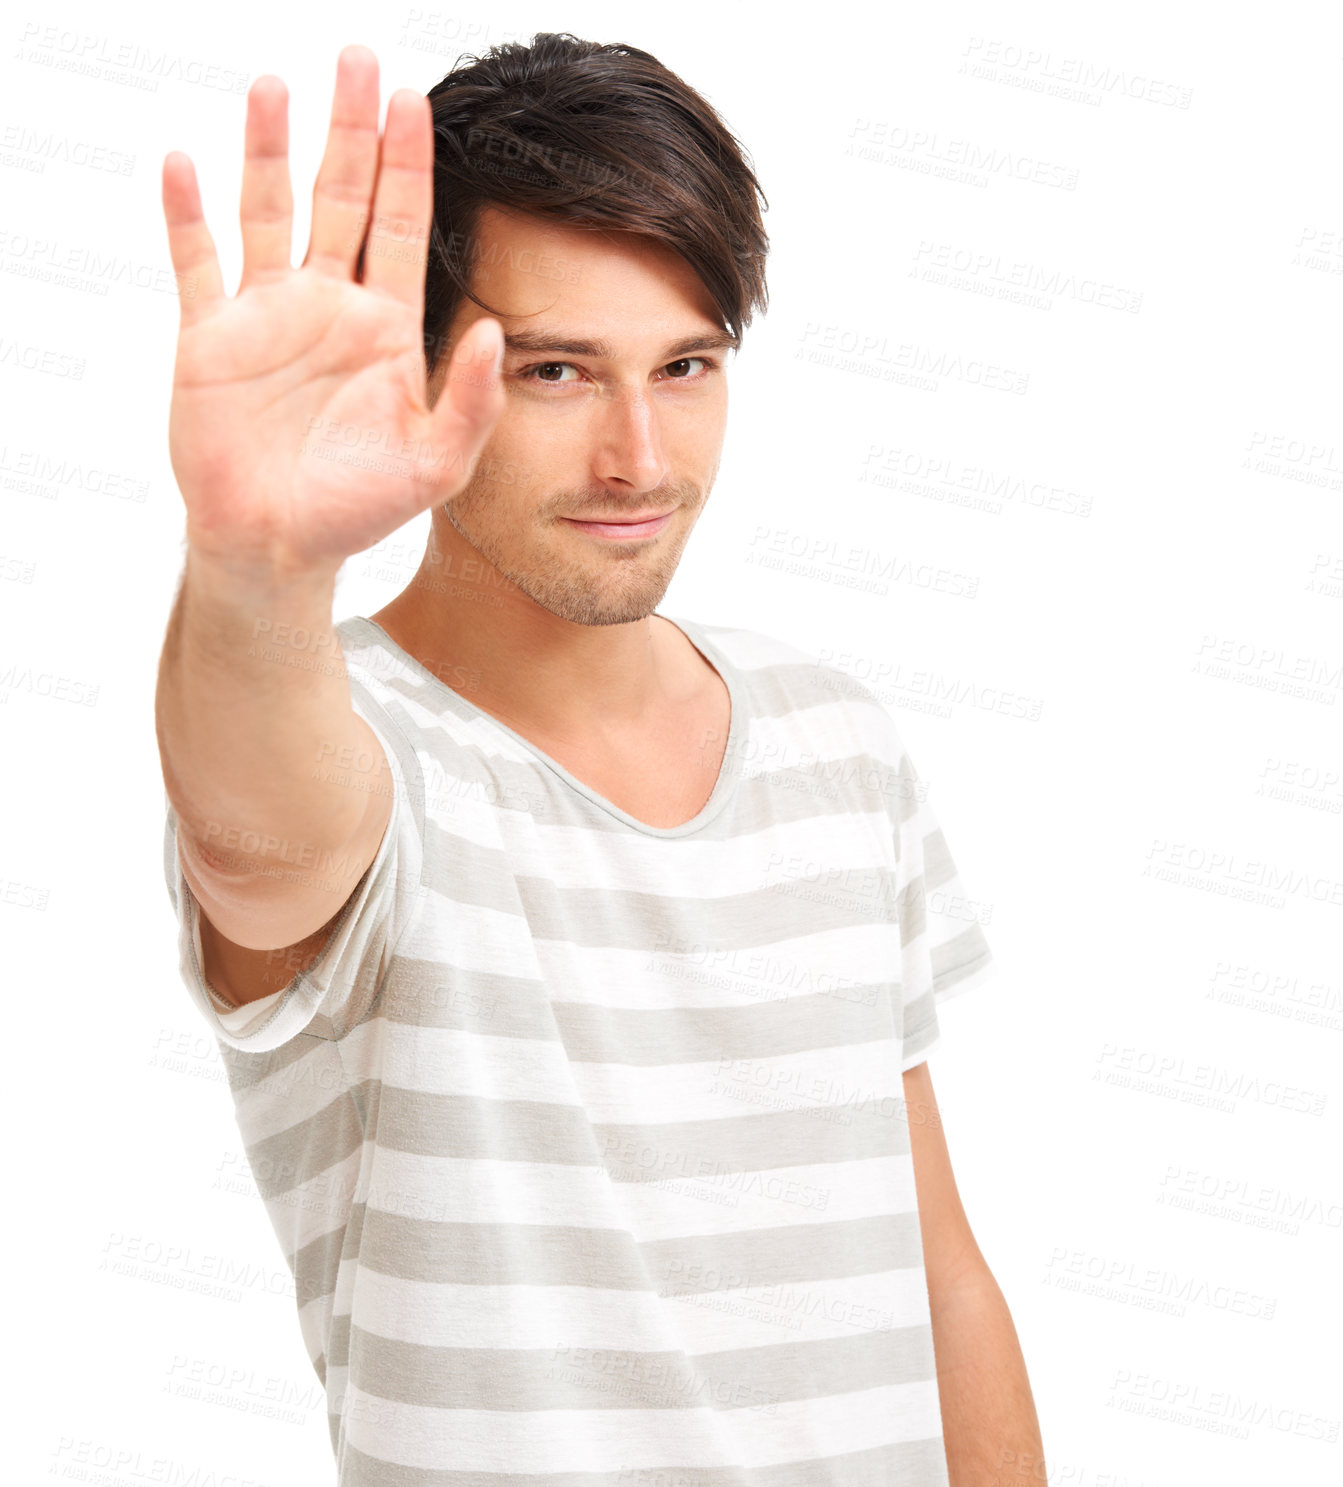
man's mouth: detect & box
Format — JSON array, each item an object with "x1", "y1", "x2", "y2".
[{"x1": 561, "y1": 511, "x2": 675, "y2": 541}]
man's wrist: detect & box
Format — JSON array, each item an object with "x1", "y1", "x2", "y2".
[{"x1": 182, "y1": 537, "x2": 342, "y2": 608}]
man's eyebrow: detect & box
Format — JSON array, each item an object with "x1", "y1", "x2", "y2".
[{"x1": 500, "y1": 329, "x2": 740, "y2": 359}]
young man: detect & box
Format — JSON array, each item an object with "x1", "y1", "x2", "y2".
[{"x1": 156, "y1": 33, "x2": 1044, "y2": 1485}]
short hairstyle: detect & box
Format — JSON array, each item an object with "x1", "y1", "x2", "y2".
[{"x1": 421, "y1": 32, "x2": 770, "y2": 380}]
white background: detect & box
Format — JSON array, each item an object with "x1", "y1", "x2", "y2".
[{"x1": 4, "y1": 1, "x2": 1341, "y2": 1482}]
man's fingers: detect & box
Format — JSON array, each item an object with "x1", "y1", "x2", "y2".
[
  {"x1": 238, "y1": 75, "x2": 294, "y2": 289},
  {"x1": 304, "y1": 45, "x2": 381, "y2": 279},
  {"x1": 361, "y1": 89, "x2": 434, "y2": 314},
  {"x1": 161, "y1": 152, "x2": 224, "y2": 327}
]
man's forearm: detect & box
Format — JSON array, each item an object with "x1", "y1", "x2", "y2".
[
  {"x1": 930, "y1": 1265, "x2": 1045, "y2": 1486},
  {"x1": 155, "y1": 547, "x2": 365, "y2": 873}
]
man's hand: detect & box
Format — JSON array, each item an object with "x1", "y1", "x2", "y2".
[{"x1": 160, "y1": 44, "x2": 504, "y2": 582}]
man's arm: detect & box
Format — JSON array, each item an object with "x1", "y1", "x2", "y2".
[
  {"x1": 157, "y1": 554, "x2": 378, "y2": 920},
  {"x1": 903, "y1": 1058, "x2": 1046, "y2": 1485},
  {"x1": 155, "y1": 549, "x2": 393, "y2": 1000},
  {"x1": 154, "y1": 49, "x2": 505, "y2": 999}
]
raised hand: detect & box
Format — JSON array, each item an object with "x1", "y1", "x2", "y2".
[{"x1": 160, "y1": 44, "x2": 504, "y2": 581}]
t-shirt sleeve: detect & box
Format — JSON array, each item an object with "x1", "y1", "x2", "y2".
[
  {"x1": 160, "y1": 680, "x2": 426, "y2": 1054},
  {"x1": 892, "y1": 737, "x2": 996, "y2": 1072}
]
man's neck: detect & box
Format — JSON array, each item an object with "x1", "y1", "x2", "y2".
[{"x1": 367, "y1": 544, "x2": 705, "y2": 745}]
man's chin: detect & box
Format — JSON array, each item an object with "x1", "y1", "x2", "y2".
[
  {"x1": 439, "y1": 507, "x2": 679, "y2": 627},
  {"x1": 521, "y1": 578, "x2": 670, "y2": 628}
]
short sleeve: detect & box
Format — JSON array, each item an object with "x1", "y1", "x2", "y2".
[
  {"x1": 893, "y1": 739, "x2": 996, "y2": 1072},
  {"x1": 161, "y1": 676, "x2": 426, "y2": 1053}
]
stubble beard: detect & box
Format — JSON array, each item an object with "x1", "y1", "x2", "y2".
[{"x1": 439, "y1": 476, "x2": 702, "y2": 628}]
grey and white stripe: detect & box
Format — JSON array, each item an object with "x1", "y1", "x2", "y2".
[{"x1": 163, "y1": 612, "x2": 994, "y2": 1483}]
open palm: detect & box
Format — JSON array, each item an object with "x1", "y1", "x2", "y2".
[{"x1": 161, "y1": 45, "x2": 504, "y2": 580}]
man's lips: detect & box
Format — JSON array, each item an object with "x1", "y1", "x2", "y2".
[
  {"x1": 566, "y1": 510, "x2": 675, "y2": 523},
  {"x1": 561, "y1": 511, "x2": 675, "y2": 540}
]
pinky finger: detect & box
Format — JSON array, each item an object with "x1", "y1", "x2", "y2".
[{"x1": 161, "y1": 151, "x2": 226, "y2": 326}]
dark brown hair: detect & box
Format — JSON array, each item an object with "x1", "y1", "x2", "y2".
[{"x1": 421, "y1": 32, "x2": 769, "y2": 380}]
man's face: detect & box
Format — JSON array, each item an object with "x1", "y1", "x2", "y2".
[{"x1": 426, "y1": 205, "x2": 733, "y2": 628}]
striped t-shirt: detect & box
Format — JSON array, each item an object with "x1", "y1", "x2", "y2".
[{"x1": 162, "y1": 611, "x2": 995, "y2": 1485}]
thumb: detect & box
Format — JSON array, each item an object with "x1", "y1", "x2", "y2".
[{"x1": 428, "y1": 317, "x2": 506, "y2": 487}]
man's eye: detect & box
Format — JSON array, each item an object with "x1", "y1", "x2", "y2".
[
  {"x1": 665, "y1": 357, "x2": 709, "y2": 378},
  {"x1": 526, "y1": 362, "x2": 579, "y2": 384},
  {"x1": 516, "y1": 356, "x2": 716, "y2": 387}
]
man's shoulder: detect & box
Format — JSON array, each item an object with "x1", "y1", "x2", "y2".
[
  {"x1": 676, "y1": 613, "x2": 906, "y2": 761},
  {"x1": 330, "y1": 616, "x2": 469, "y2": 736},
  {"x1": 333, "y1": 615, "x2": 406, "y2": 688},
  {"x1": 682, "y1": 614, "x2": 891, "y2": 706}
]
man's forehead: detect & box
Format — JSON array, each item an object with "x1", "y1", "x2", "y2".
[{"x1": 458, "y1": 207, "x2": 730, "y2": 348}]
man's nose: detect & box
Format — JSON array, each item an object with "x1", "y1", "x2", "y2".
[{"x1": 592, "y1": 383, "x2": 668, "y2": 492}]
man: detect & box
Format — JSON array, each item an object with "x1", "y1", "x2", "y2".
[{"x1": 156, "y1": 33, "x2": 1044, "y2": 1485}]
